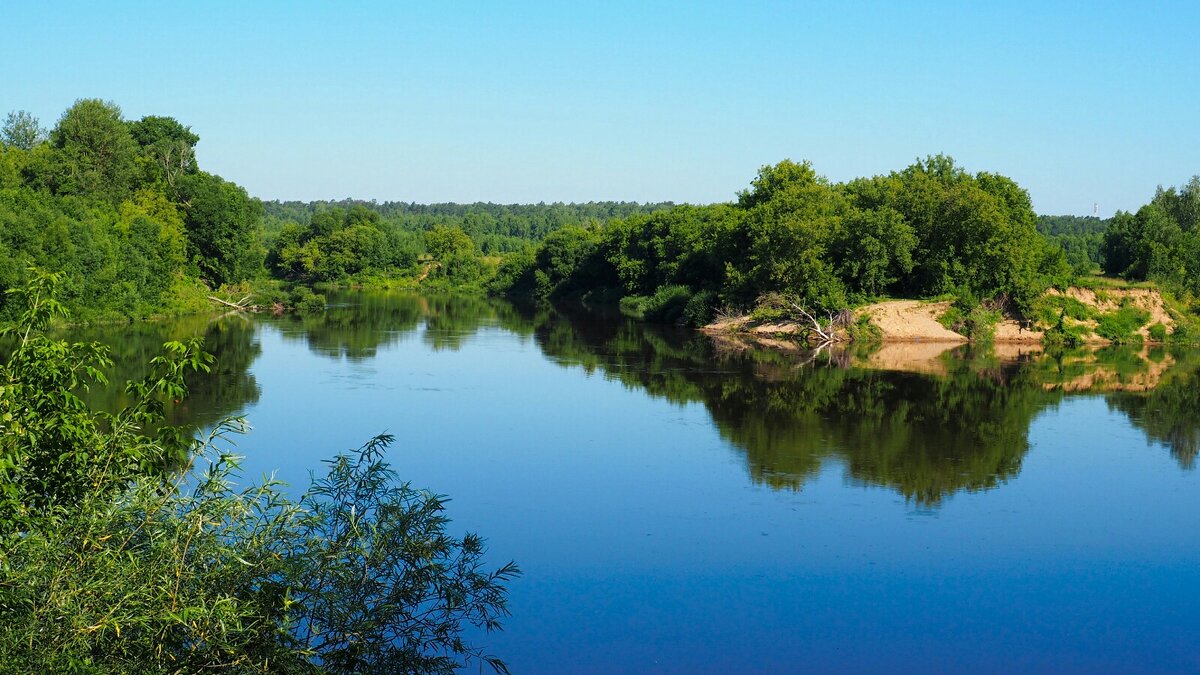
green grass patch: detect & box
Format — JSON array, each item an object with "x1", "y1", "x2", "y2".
[
  {"x1": 1073, "y1": 275, "x2": 1157, "y2": 290},
  {"x1": 938, "y1": 302, "x2": 1001, "y2": 341},
  {"x1": 1028, "y1": 295, "x2": 1095, "y2": 327},
  {"x1": 1094, "y1": 304, "x2": 1149, "y2": 344}
]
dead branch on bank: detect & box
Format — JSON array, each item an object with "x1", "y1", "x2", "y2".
[
  {"x1": 787, "y1": 302, "x2": 853, "y2": 343},
  {"x1": 207, "y1": 295, "x2": 261, "y2": 312}
]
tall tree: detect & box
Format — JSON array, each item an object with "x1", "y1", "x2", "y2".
[{"x1": 48, "y1": 99, "x2": 139, "y2": 202}]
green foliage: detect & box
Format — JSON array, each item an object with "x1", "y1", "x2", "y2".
[
  {"x1": 269, "y1": 206, "x2": 420, "y2": 285},
  {"x1": 501, "y1": 155, "x2": 1064, "y2": 321},
  {"x1": 1, "y1": 433, "x2": 519, "y2": 673},
  {"x1": 0, "y1": 276, "x2": 518, "y2": 672},
  {"x1": 263, "y1": 200, "x2": 674, "y2": 256},
  {"x1": 1, "y1": 111, "x2": 45, "y2": 150},
  {"x1": 633, "y1": 285, "x2": 693, "y2": 324},
  {"x1": 47, "y1": 99, "x2": 140, "y2": 204},
  {"x1": 1094, "y1": 304, "x2": 1150, "y2": 344},
  {"x1": 1102, "y1": 177, "x2": 1200, "y2": 298},
  {"x1": 290, "y1": 285, "x2": 327, "y2": 314},
  {"x1": 176, "y1": 172, "x2": 264, "y2": 287},
  {"x1": 1038, "y1": 215, "x2": 1107, "y2": 273},
  {"x1": 0, "y1": 271, "x2": 211, "y2": 528},
  {"x1": 127, "y1": 115, "x2": 200, "y2": 187},
  {"x1": 682, "y1": 289, "x2": 718, "y2": 327},
  {"x1": 1029, "y1": 294, "x2": 1095, "y2": 326},
  {"x1": 0, "y1": 100, "x2": 265, "y2": 319},
  {"x1": 1148, "y1": 322, "x2": 1168, "y2": 341},
  {"x1": 938, "y1": 299, "x2": 1002, "y2": 341}
]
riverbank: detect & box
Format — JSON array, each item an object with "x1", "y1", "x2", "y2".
[{"x1": 703, "y1": 286, "x2": 1184, "y2": 347}]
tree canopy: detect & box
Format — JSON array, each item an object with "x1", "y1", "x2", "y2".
[{"x1": 494, "y1": 156, "x2": 1071, "y2": 320}]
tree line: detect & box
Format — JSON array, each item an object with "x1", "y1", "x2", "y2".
[
  {"x1": 0, "y1": 100, "x2": 670, "y2": 321},
  {"x1": 7, "y1": 98, "x2": 1196, "y2": 331},
  {"x1": 1101, "y1": 176, "x2": 1200, "y2": 295},
  {"x1": 491, "y1": 156, "x2": 1073, "y2": 326}
]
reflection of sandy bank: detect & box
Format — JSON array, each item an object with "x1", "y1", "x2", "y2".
[
  {"x1": 1045, "y1": 348, "x2": 1175, "y2": 392},
  {"x1": 860, "y1": 342, "x2": 959, "y2": 376},
  {"x1": 707, "y1": 332, "x2": 806, "y2": 353},
  {"x1": 991, "y1": 342, "x2": 1044, "y2": 361}
]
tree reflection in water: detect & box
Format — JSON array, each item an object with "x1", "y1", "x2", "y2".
[{"x1": 61, "y1": 291, "x2": 1200, "y2": 502}]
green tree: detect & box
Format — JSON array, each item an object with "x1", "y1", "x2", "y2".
[
  {"x1": 48, "y1": 99, "x2": 139, "y2": 203},
  {"x1": 127, "y1": 115, "x2": 200, "y2": 187},
  {"x1": 1, "y1": 110, "x2": 44, "y2": 150},
  {"x1": 176, "y1": 172, "x2": 265, "y2": 286}
]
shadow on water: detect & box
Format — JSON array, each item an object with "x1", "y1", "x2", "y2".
[{"x1": 60, "y1": 290, "x2": 1200, "y2": 502}]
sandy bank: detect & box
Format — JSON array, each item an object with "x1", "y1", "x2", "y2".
[{"x1": 704, "y1": 286, "x2": 1177, "y2": 346}]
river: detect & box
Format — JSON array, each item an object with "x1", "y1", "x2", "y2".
[{"x1": 75, "y1": 291, "x2": 1200, "y2": 673}]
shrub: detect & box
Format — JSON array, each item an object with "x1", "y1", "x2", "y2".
[
  {"x1": 618, "y1": 294, "x2": 649, "y2": 319},
  {"x1": 642, "y1": 285, "x2": 692, "y2": 323},
  {"x1": 290, "y1": 286, "x2": 326, "y2": 314},
  {"x1": 1148, "y1": 322, "x2": 1168, "y2": 342},
  {"x1": 682, "y1": 289, "x2": 717, "y2": 327},
  {"x1": 1095, "y1": 304, "x2": 1150, "y2": 344},
  {"x1": 939, "y1": 299, "x2": 1001, "y2": 341}
]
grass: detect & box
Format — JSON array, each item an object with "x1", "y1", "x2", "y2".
[{"x1": 1072, "y1": 274, "x2": 1157, "y2": 290}]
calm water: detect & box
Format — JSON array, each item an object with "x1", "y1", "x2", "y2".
[{"x1": 80, "y1": 292, "x2": 1199, "y2": 673}]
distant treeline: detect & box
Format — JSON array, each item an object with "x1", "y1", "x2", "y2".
[
  {"x1": 263, "y1": 200, "x2": 675, "y2": 254},
  {"x1": 0, "y1": 99, "x2": 671, "y2": 320},
  {"x1": 1037, "y1": 215, "x2": 1108, "y2": 273}
]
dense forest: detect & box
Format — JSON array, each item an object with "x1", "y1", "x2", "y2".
[
  {"x1": 262, "y1": 200, "x2": 675, "y2": 255},
  {"x1": 0, "y1": 102, "x2": 261, "y2": 321},
  {"x1": 1036, "y1": 214, "x2": 1109, "y2": 273}
]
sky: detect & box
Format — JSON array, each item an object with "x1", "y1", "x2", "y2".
[{"x1": 2, "y1": 1, "x2": 1198, "y2": 216}]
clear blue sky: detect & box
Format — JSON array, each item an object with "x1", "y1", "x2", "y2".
[{"x1": 3, "y1": 1, "x2": 1197, "y2": 215}]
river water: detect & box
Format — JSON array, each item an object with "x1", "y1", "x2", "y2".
[{"x1": 77, "y1": 291, "x2": 1199, "y2": 673}]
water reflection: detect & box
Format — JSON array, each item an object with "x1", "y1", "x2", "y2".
[
  {"x1": 69, "y1": 313, "x2": 261, "y2": 436},
  {"x1": 67, "y1": 292, "x2": 1200, "y2": 503}
]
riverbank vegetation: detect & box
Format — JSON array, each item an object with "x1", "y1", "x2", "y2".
[
  {"x1": 0, "y1": 100, "x2": 668, "y2": 323},
  {"x1": 492, "y1": 156, "x2": 1073, "y2": 332},
  {"x1": 5, "y1": 98, "x2": 1200, "y2": 347},
  {"x1": 0, "y1": 275, "x2": 518, "y2": 672}
]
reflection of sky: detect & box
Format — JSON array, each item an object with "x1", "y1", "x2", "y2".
[{"x1": 227, "y1": 321, "x2": 1200, "y2": 673}]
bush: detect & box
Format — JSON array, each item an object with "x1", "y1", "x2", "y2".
[
  {"x1": 939, "y1": 299, "x2": 1001, "y2": 341},
  {"x1": 1148, "y1": 322, "x2": 1168, "y2": 342},
  {"x1": 1029, "y1": 295, "x2": 1095, "y2": 327},
  {"x1": 1095, "y1": 304, "x2": 1149, "y2": 344},
  {"x1": 618, "y1": 294, "x2": 649, "y2": 319},
  {"x1": 642, "y1": 285, "x2": 692, "y2": 324},
  {"x1": 289, "y1": 286, "x2": 326, "y2": 314},
  {"x1": 682, "y1": 289, "x2": 717, "y2": 327},
  {"x1": 1, "y1": 433, "x2": 520, "y2": 674}
]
